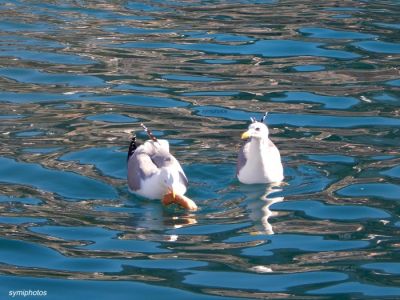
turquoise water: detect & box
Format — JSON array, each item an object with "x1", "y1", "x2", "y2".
[{"x1": 0, "y1": 0, "x2": 399, "y2": 299}]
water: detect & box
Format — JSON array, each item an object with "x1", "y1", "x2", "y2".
[{"x1": 0, "y1": 0, "x2": 399, "y2": 299}]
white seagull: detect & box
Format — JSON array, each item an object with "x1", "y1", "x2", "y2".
[
  {"x1": 127, "y1": 124, "x2": 197, "y2": 210},
  {"x1": 237, "y1": 113, "x2": 284, "y2": 184}
]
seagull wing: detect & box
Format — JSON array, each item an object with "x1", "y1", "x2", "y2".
[
  {"x1": 236, "y1": 140, "x2": 249, "y2": 175},
  {"x1": 127, "y1": 150, "x2": 159, "y2": 191},
  {"x1": 151, "y1": 150, "x2": 188, "y2": 188}
]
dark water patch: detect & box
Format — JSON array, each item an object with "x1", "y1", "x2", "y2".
[
  {"x1": 299, "y1": 27, "x2": 375, "y2": 39},
  {"x1": 84, "y1": 94, "x2": 188, "y2": 108},
  {"x1": 371, "y1": 92, "x2": 399, "y2": 104},
  {"x1": 381, "y1": 165, "x2": 400, "y2": 179},
  {"x1": 113, "y1": 83, "x2": 167, "y2": 92},
  {"x1": 136, "y1": 130, "x2": 164, "y2": 139},
  {"x1": 162, "y1": 74, "x2": 223, "y2": 82},
  {"x1": 183, "y1": 163, "x2": 236, "y2": 202},
  {"x1": 370, "y1": 155, "x2": 397, "y2": 161},
  {"x1": 59, "y1": 147, "x2": 126, "y2": 179},
  {"x1": 81, "y1": 237, "x2": 169, "y2": 253},
  {"x1": 0, "y1": 114, "x2": 24, "y2": 120},
  {"x1": 30, "y1": 225, "x2": 168, "y2": 254},
  {"x1": 116, "y1": 40, "x2": 360, "y2": 59},
  {"x1": 374, "y1": 22, "x2": 400, "y2": 30},
  {"x1": 267, "y1": 91, "x2": 359, "y2": 109},
  {"x1": 337, "y1": 183, "x2": 400, "y2": 201},
  {"x1": 30, "y1": 225, "x2": 119, "y2": 241},
  {"x1": 282, "y1": 164, "x2": 333, "y2": 196},
  {"x1": 0, "y1": 274, "x2": 236, "y2": 300},
  {"x1": 126, "y1": 1, "x2": 170, "y2": 12},
  {"x1": 330, "y1": 14, "x2": 352, "y2": 19},
  {"x1": 193, "y1": 105, "x2": 400, "y2": 128},
  {"x1": 363, "y1": 262, "x2": 400, "y2": 275},
  {"x1": 324, "y1": 7, "x2": 363, "y2": 12},
  {"x1": 167, "y1": 222, "x2": 252, "y2": 235},
  {"x1": 33, "y1": 2, "x2": 152, "y2": 21},
  {"x1": 182, "y1": 91, "x2": 239, "y2": 96},
  {"x1": 307, "y1": 154, "x2": 355, "y2": 164},
  {"x1": 0, "y1": 20, "x2": 55, "y2": 32},
  {"x1": 272, "y1": 200, "x2": 390, "y2": 221},
  {"x1": 353, "y1": 40, "x2": 400, "y2": 54},
  {"x1": 52, "y1": 103, "x2": 74, "y2": 109},
  {"x1": 0, "y1": 157, "x2": 117, "y2": 200},
  {"x1": 0, "y1": 92, "x2": 82, "y2": 104},
  {"x1": 202, "y1": 59, "x2": 237, "y2": 64},
  {"x1": 0, "y1": 237, "x2": 67, "y2": 270},
  {"x1": 0, "y1": 35, "x2": 63, "y2": 48},
  {"x1": 0, "y1": 216, "x2": 47, "y2": 224},
  {"x1": 386, "y1": 79, "x2": 400, "y2": 87},
  {"x1": 0, "y1": 68, "x2": 104, "y2": 87},
  {"x1": 123, "y1": 259, "x2": 208, "y2": 270},
  {"x1": 183, "y1": 270, "x2": 347, "y2": 292},
  {"x1": 22, "y1": 147, "x2": 62, "y2": 154},
  {"x1": 0, "y1": 195, "x2": 42, "y2": 205},
  {"x1": 0, "y1": 50, "x2": 96, "y2": 65},
  {"x1": 184, "y1": 31, "x2": 253, "y2": 43},
  {"x1": 309, "y1": 282, "x2": 400, "y2": 297},
  {"x1": 0, "y1": 237, "x2": 165, "y2": 273},
  {"x1": 228, "y1": 234, "x2": 369, "y2": 256},
  {"x1": 103, "y1": 25, "x2": 172, "y2": 35},
  {"x1": 292, "y1": 65, "x2": 325, "y2": 72},
  {"x1": 86, "y1": 114, "x2": 139, "y2": 123},
  {"x1": 14, "y1": 130, "x2": 46, "y2": 137}
]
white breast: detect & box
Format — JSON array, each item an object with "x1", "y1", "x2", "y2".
[{"x1": 238, "y1": 139, "x2": 284, "y2": 184}]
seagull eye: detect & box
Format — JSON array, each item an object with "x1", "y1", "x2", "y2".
[{"x1": 255, "y1": 127, "x2": 260, "y2": 131}]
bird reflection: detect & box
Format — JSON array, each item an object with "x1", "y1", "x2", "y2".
[
  {"x1": 247, "y1": 184, "x2": 284, "y2": 235},
  {"x1": 163, "y1": 212, "x2": 197, "y2": 242},
  {"x1": 129, "y1": 198, "x2": 197, "y2": 242}
]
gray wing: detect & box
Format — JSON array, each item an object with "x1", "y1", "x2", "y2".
[
  {"x1": 152, "y1": 149, "x2": 188, "y2": 188},
  {"x1": 151, "y1": 149, "x2": 174, "y2": 168},
  {"x1": 179, "y1": 169, "x2": 188, "y2": 187},
  {"x1": 128, "y1": 146, "x2": 188, "y2": 191},
  {"x1": 236, "y1": 142, "x2": 248, "y2": 175},
  {"x1": 127, "y1": 151, "x2": 158, "y2": 191}
]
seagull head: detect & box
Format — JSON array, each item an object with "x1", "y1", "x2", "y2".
[{"x1": 241, "y1": 121, "x2": 269, "y2": 140}]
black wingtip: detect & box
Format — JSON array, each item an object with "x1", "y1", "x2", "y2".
[{"x1": 127, "y1": 134, "x2": 138, "y2": 161}]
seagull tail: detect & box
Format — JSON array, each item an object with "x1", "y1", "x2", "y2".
[{"x1": 127, "y1": 134, "x2": 139, "y2": 161}]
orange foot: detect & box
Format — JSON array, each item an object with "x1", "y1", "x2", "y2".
[{"x1": 162, "y1": 192, "x2": 198, "y2": 211}]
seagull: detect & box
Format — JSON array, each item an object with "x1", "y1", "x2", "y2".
[
  {"x1": 127, "y1": 124, "x2": 197, "y2": 210},
  {"x1": 237, "y1": 113, "x2": 284, "y2": 184}
]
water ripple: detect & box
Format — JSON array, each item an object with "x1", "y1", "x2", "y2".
[
  {"x1": 0, "y1": 157, "x2": 117, "y2": 200},
  {"x1": 116, "y1": 40, "x2": 360, "y2": 59}
]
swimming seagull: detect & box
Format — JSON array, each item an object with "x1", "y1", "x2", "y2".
[
  {"x1": 127, "y1": 124, "x2": 197, "y2": 210},
  {"x1": 237, "y1": 113, "x2": 284, "y2": 184}
]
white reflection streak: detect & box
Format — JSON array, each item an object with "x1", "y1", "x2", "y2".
[
  {"x1": 248, "y1": 184, "x2": 284, "y2": 235},
  {"x1": 168, "y1": 214, "x2": 197, "y2": 242},
  {"x1": 261, "y1": 185, "x2": 284, "y2": 234}
]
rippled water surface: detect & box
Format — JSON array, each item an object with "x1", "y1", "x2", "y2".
[{"x1": 1, "y1": 0, "x2": 400, "y2": 299}]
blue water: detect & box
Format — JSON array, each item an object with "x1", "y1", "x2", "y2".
[{"x1": 0, "y1": 0, "x2": 399, "y2": 299}]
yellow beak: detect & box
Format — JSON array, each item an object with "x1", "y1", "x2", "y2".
[
  {"x1": 167, "y1": 187, "x2": 176, "y2": 199},
  {"x1": 241, "y1": 131, "x2": 251, "y2": 140}
]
